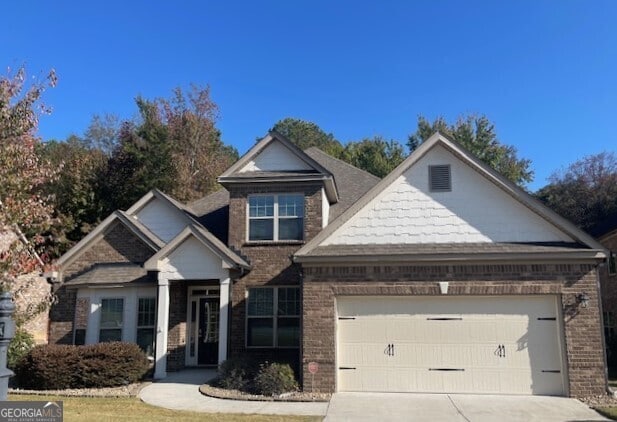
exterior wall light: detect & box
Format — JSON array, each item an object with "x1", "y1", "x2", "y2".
[{"x1": 576, "y1": 292, "x2": 590, "y2": 308}]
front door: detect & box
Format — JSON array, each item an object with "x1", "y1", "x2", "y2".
[{"x1": 198, "y1": 297, "x2": 219, "y2": 365}]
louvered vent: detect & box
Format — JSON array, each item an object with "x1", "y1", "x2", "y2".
[{"x1": 429, "y1": 165, "x2": 451, "y2": 192}]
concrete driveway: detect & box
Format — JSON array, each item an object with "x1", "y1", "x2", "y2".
[{"x1": 324, "y1": 392, "x2": 610, "y2": 422}]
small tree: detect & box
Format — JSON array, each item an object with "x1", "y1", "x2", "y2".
[
  {"x1": 537, "y1": 152, "x2": 617, "y2": 232},
  {"x1": 0, "y1": 65, "x2": 58, "y2": 317}
]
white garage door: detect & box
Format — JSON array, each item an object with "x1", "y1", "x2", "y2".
[{"x1": 337, "y1": 295, "x2": 566, "y2": 395}]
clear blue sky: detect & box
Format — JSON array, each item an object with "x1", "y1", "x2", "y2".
[{"x1": 2, "y1": 1, "x2": 616, "y2": 190}]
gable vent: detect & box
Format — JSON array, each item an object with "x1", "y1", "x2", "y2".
[{"x1": 429, "y1": 165, "x2": 451, "y2": 192}]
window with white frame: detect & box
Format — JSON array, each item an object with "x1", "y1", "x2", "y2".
[
  {"x1": 246, "y1": 287, "x2": 300, "y2": 347},
  {"x1": 136, "y1": 297, "x2": 156, "y2": 357},
  {"x1": 99, "y1": 298, "x2": 124, "y2": 342},
  {"x1": 248, "y1": 194, "x2": 304, "y2": 241}
]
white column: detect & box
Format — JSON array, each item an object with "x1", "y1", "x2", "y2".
[
  {"x1": 218, "y1": 277, "x2": 230, "y2": 365},
  {"x1": 154, "y1": 274, "x2": 170, "y2": 379}
]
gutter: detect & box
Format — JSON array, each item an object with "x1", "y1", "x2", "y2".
[{"x1": 294, "y1": 250, "x2": 607, "y2": 265}]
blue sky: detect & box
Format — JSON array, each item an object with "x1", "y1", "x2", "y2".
[{"x1": 2, "y1": 1, "x2": 616, "y2": 190}]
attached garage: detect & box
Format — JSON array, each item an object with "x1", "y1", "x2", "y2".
[{"x1": 336, "y1": 295, "x2": 567, "y2": 395}]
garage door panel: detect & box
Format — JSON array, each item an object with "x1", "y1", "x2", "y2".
[{"x1": 336, "y1": 295, "x2": 565, "y2": 395}]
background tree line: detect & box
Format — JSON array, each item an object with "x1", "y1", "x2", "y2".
[{"x1": 3, "y1": 66, "x2": 616, "y2": 270}]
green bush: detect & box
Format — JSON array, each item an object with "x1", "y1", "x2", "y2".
[
  {"x1": 254, "y1": 362, "x2": 298, "y2": 396},
  {"x1": 217, "y1": 355, "x2": 256, "y2": 390},
  {"x1": 8, "y1": 329, "x2": 35, "y2": 370},
  {"x1": 15, "y1": 342, "x2": 149, "y2": 389}
]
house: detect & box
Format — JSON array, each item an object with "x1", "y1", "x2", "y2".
[
  {"x1": 592, "y1": 217, "x2": 617, "y2": 370},
  {"x1": 0, "y1": 228, "x2": 51, "y2": 344},
  {"x1": 49, "y1": 131, "x2": 608, "y2": 398}
]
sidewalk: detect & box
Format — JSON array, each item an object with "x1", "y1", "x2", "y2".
[{"x1": 138, "y1": 368, "x2": 329, "y2": 417}]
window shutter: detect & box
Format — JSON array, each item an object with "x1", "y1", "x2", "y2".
[{"x1": 429, "y1": 165, "x2": 451, "y2": 192}]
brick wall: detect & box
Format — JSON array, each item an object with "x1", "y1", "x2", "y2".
[
  {"x1": 599, "y1": 231, "x2": 617, "y2": 316},
  {"x1": 302, "y1": 262, "x2": 606, "y2": 398},
  {"x1": 167, "y1": 282, "x2": 187, "y2": 371},
  {"x1": 13, "y1": 273, "x2": 51, "y2": 344},
  {"x1": 50, "y1": 221, "x2": 155, "y2": 344},
  {"x1": 227, "y1": 182, "x2": 322, "y2": 365}
]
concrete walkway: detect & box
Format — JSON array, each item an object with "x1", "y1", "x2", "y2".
[
  {"x1": 140, "y1": 369, "x2": 609, "y2": 421},
  {"x1": 138, "y1": 369, "x2": 329, "y2": 417}
]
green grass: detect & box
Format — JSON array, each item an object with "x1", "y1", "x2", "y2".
[
  {"x1": 9, "y1": 394, "x2": 322, "y2": 422},
  {"x1": 596, "y1": 407, "x2": 617, "y2": 420}
]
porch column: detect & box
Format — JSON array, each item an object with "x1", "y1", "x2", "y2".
[
  {"x1": 218, "y1": 276, "x2": 230, "y2": 365},
  {"x1": 154, "y1": 274, "x2": 170, "y2": 379}
]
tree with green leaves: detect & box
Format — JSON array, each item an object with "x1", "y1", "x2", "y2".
[
  {"x1": 408, "y1": 115, "x2": 533, "y2": 186},
  {"x1": 40, "y1": 135, "x2": 107, "y2": 252},
  {"x1": 271, "y1": 118, "x2": 344, "y2": 157},
  {"x1": 536, "y1": 152, "x2": 617, "y2": 233},
  {"x1": 342, "y1": 136, "x2": 406, "y2": 178}
]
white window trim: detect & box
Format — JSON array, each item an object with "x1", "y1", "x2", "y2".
[
  {"x1": 98, "y1": 297, "x2": 126, "y2": 343},
  {"x1": 245, "y1": 286, "x2": 300, "y2": 349},
  {"x1": 246, "y1": 193, "x2": 304, "y2": 242},
  {"x1": 136, "y1": 296, "x2": 157, "y2": 356}
]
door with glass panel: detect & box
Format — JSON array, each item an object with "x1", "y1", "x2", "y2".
[{"x1": 197, "y1": 297, "x2": 219, "y2": 365}]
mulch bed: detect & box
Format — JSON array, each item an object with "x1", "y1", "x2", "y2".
[
  {"x1": 9, "y1": 382, "x2": 149, "y2": 398},
  {"x1": 579, "y1": 393, "x2": 617, "y2": 409},
  {"x1": 199, "y1": 382, "x2": 330, "y2": 402}
]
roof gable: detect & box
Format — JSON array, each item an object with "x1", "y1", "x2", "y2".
[
  {"x1": 144, "y1": 225, "x2": 250, "y2": 272},
  {"x1": 56, "y1": 210, "x2": 163, "y2": 271},
  {"x1": 218, "y1": 132, "x2": 339, "y2": 202},
  {"x1": 297, "y1": 133, "x2": 606, "y2": 258},
  {"x1": 125, "y1": 189, "x2": 196, "y2": 242}
]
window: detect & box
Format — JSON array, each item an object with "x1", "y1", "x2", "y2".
[
  {"x1": 136, "y1": 297, "x2": 156, "y2": 357},
  {"x1": 99, "y1": 298, "x2": 124, "y2": 342},
  {"x1": 246, "y1": 287, "x2": 300, "y2": 347},
  {"x1": 248, "y1": 194, "x2": 304, "y2": 241},
  {"x1": 429, "y1": 165, "x2": 451, "y2": 192},
  {"x1": 609, "y1": 251, "x2": 616, "y2": 276}
]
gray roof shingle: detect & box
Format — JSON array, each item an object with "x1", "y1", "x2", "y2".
[
  {"x1": 65, "y1": 263, "x2": 153, "y2": 287},
  {"x1": 188, "y1": 147, "x2": 381, "y2": 242}
]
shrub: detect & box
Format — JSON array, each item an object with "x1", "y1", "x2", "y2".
[
  {"x1": 254, "y1": 362, "x2": 298, "y2": 396},
  {"x1": 15, "y1": 344, "x2": 79, "y2": 389},
  {"x1": 75, "y1": 342, "x2": 150, "y2": 387},
  {"x1": 217, "y1": 355, "x2": 256, "y2": 391},
  {"x1": 8, "y1": 329, "x2": 35, "y2": 370},
  {"x1": 15, "y1": 342, "x2": 149, "y2": 389}
]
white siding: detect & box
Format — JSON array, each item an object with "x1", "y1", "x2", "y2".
[
  {"x1": 158, "y1": 236, "x2": 227, "y2": 280},
  {"x1": 134, "y1": 199, "x2": 186, "y2": 243},
  {"x1": 324, "y1": 145, "x2": 573, "y2": 245},
  {"x1": 239, "y1": 142, "x2": 313, "y2": 173},
  {"x1": 322, "y1": 187, "x2": 330, "y2": 228},
  {"x1": 77, "y1": 286, "x2": 157, "y2": 345}
]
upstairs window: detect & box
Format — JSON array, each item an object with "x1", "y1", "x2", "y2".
[{"x1": 248, "y1": 194, "x2": 304, "y2": 241}]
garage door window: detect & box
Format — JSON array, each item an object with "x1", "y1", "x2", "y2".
[{"x1": 247, "y1": 287, "x2": 300, "y2": 348}]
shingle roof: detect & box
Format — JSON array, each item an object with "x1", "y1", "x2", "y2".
[
  {"x1": 304, "y1": 147, "x2": 380, "y2": 221},
  {"x1": 297, "y1": 242, "x2": 604, "y2": 263},
  {"x1": 189, "y1": 189, "x2": 230, "y2": 243},
  {"x1": 188, "y1": 148, "x2": 381, "y2": 243},
  {"x1": 64, "y1": 263, "x2": 152, "y2": 287}
]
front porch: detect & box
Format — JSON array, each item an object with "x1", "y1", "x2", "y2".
[{"x1": 143, "y1": 225, "x2": 250, "y2": 379}]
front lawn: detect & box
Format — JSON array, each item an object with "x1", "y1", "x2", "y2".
[
  {"x1": 9, "y1": 395, "x2": 322, "y2": 422},
  {"x1": 596, "y1": 407, "x2": 617, "y2": 420}
]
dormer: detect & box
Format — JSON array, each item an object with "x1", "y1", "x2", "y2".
[{"x1": 218, "y1": 132, "x2": 339, "y2": 248}]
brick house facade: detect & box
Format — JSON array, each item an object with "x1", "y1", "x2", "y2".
[{"x1": 49, "y1": 131, "x2": 609, "y2": 398}]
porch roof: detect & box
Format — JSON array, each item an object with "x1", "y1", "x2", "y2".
[{"x1": 64, "y1": 263, "x2": 153, "y2": 288}]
